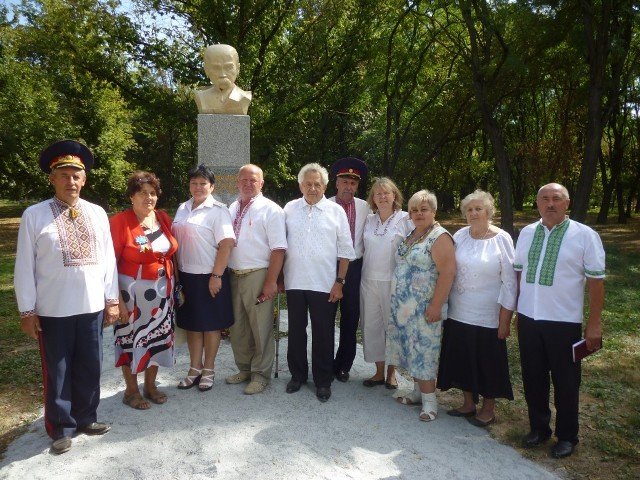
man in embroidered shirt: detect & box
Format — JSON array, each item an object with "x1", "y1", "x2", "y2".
[
  {"x1": 514, "y1": 183, "x2": 605, "y2": 459},
  {"x1": 328, "y1": 157, "x2": 370, "y2": 383},
  {"x1": 283, "y1": 163, "x2": 356, "y2": 402},
  {"x1": 14, "y1": 140, "x2": 119, "y2": 455},
  {"x1": 226, "y1": 164, "x2": 287, "y2": 394}
]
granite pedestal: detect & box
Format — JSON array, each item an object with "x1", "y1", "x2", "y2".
[{"x1": 198, "y1": 114, "x2": 250, "y2": 205}]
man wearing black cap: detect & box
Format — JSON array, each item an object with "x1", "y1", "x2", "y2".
[
  {"x1": 14, "y1": 140, "x2": 120, "y2": 454},
  {"x1": 329, "y1": 157, "x2": 370, "y2": 382}
]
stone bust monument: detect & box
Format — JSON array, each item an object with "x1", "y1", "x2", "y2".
[{"x1": 194, "y1": 44, "x2": 252, "y2": 115}]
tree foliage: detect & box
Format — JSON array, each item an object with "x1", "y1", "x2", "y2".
[{"x1": 1, "y1": 0, "x2": 639, "y2": 223}]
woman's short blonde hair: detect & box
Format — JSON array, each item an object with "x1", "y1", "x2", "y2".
[
  {"x1": 367, "y1": 177, "x2": 403, "y2": 212},
  {"x1": 459, "y1": 189, "x2": 495, "y2": 220},
  {"x1": 408, "y1": 189, "x2": 437, "y2": 212},
  {"x1": 297, "y1": 163, "x2": 329, "y2": 186}
]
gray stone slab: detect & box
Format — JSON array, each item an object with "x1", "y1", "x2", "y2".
[{"x1": 197, "y1": 114, "x2": 250, "y2": 205}]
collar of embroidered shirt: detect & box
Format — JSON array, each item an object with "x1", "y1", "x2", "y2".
[
  {"x1": 540, "y1": 216, "x2": 569, "y2": 232},
  {"x1": 53, "y1": 196, "x2": 80, "y2": 208},
  {"x1": 302, "y1": 195, "x2": 328, "y2": 210}
]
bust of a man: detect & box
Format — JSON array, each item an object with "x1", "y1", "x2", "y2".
[{"x1": 194, "y1": 44, "x2": 252, "y2": 115}]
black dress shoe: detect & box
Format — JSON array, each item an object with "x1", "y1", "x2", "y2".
[
  {"x1": 335, "y1": 370, "x2": 349, "y2": 382},
  {"x1": 551, "y1": 440, "x2": 575, "y2": 459},
  {"x1": 522, "y1": 431, "x2": 551, "y2": 448},
  {"x1": 362, "y1": 378, "x2": 385, "y2": 387},
  {"x1": 77, "y1": 422, "x2": 111, "y2": 436},
  {"x1": 286, "y1": 379, "x2": 305, "y2": 393},
  {"x1": 316, "y1": 387, "x2": 331, "y2": 402}
]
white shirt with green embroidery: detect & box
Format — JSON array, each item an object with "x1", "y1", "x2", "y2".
[{"x1": 514, "y1": 218, "x2": 605, "y2": 323}]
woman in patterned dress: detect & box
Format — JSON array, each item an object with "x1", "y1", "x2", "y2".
[
  {"x1": 386, "y1": 189, "x2": 455, "y2": 421},
  {"x1": 110, "y1": 171, "x2": 178, "y2": 410},
  {"x1": 437, "y1": 190, "x2": 516, "y2": 427},
  {"x1": 360, "y1": 177, "x2": 412, "y2": 389}
]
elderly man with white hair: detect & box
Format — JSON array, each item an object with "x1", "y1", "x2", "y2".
[
  {"x1": 515, "y1": 183, "x2": 605, "y2": 459},
  {"x1": 283, "y1": 163, "x2": 356, "y2": 402}
]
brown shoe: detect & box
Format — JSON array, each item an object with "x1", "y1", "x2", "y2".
[
  {"x1": 244, "y1": 380, "x2": 267, "y2": 395},
  {"x1": 50, "y1": 437, "x2": 72, "y2": 455},
  {"x1": 77, "y1": 422, "x2": 111, "y2": 435},
  {"x1": 225, "y1": 371, "x2": 251, "y2": 384}
]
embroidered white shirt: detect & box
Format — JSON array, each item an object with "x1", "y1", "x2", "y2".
[
  {"x1": 361, "y1": 211, "x2": 413, "y2": 281},
  {"x1": 283, "y1": 196, "x2": 356, "y2": 293},
  {"x1": 172, "y1": 195, "x2": 235, "y2": 274},
  {"x1": 514, "y1": 219, "x2": 605, "y2": 323},
  {"x1": 14, "y1": 198, "x2": 119, "y2": 318},
  {"x1": 328, "y1": 196, "x2": 370, "y2": 259},
  {"x1": 228, "y1": 193, "x2": 288, "y2": 270},
  {"x1": 448, "y1": 226, "x2": 517, "y2": 328}
]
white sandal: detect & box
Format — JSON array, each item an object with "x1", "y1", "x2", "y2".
[
  {"x1": 395, "y1": 382, "x2": 422, "y2": 405},
  {"x1": 419, "y1": 392, "x2": 438, "y2": 422},
  {"x1": 198, "y1": 368, "x2": 215, "y2": 392},
  {"x1": 177, "y1": 367, "x2": 202, "y2": 390}
]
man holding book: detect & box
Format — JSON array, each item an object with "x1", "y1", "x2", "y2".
[{"x1": 514, "y1": 183, "x2": 605, "y2": 459}]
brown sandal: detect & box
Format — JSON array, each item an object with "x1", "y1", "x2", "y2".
[
  {"x1": 123, "y1": 392, "x2": 150, "y2": 410},
  {"x1": 143, "y1": 389, "x2": 168, "y2": 404}
]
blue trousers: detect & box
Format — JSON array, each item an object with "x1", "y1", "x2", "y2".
[
  {"x1": 333, "y1": 258, "x2": 363, "y2": 373},
  {"x1": 38, "y1": 311, "x2": 103, "y2": 440}
]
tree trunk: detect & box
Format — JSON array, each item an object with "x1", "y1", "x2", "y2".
[
  {"x1": 571, "y1": 0, "x2": 613, "y2": 222},
  {"x1": 459, "y1": 0, "x2": 514, "y2": 235}
]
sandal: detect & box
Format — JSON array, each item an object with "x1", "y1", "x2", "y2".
[
  {"x1": 143, "y1": 388, "x2": 168, "y2": 404},
  {"x1": 419, "y1": 409, "x2": 438, "y2": 422},
  {"x1": 419, "y1": 392, "x2": 438, "y2": 422},
  {"x1": 177, "y1": 367, "x2": 202, "y2": 390},
  {"x1": 122, "y1": 392, "x2": 150, "y2": 410},
  {"x1": 198, "y1": 368, "x2": 215, "y2": 392},
  {"x1": 395, "y1": 384, "x2": 422, "y2": 405}
]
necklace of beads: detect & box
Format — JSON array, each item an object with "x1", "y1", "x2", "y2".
[{"x1": 374, "y1": 210, "x2": 398, "y2": 236}]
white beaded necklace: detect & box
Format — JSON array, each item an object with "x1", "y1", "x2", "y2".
[{"x1": 374, "y1": 210, "x2": 398, "y2": 236}]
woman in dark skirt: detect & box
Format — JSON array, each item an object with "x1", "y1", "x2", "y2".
[
  {"x1": 437, "y1": 190, "x2": 517, "y2": 427},
  {"x1": 172, "y1": 165, "x2": 235, "y2": 391}
]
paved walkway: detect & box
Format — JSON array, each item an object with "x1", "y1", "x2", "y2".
[{"x1": 0, "y1": 312, "x2": 558, "y2": 479}]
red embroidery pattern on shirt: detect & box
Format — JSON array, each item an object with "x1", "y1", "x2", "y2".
[
  {"x1": 233, "y1": 196, "x2": 256, "y2": 244},
  {"x1": 336, "y1": 197, "x2": 356, "y2": 246},
  {"x1": 50, "y1": 199, "x2": 99, "y2": 267}
]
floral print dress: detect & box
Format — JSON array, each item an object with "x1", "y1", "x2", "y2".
[{"x1": 386, "y1": 225, "x2": 450, "y2": 380}]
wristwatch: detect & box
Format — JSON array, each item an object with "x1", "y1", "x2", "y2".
[
  {"x1": 211, "y1": 273, "x2": 223, "y2": 279},
  {"x1": 335, "y1": 277, "x2": 346, "y2": 285}
]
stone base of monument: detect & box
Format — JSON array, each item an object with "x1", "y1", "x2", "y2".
[{"x1": 198, "y1": 114, "x2": 250, "y2": 205}]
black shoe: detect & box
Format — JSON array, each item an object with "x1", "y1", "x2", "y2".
[
  {"x1": 362, "y1": 378, "x2": 385, "y2": 387},
  {"x1": 384, "y1": 381, "x2": 398, "y2": 390},
  {"x1": 77, "y1": 422, "x2": 111, "y2": 436},
  {"x1": 50, "y1": 437, "x2": 72, "y2": 455},
  {"x1": 551, "y1": 440, "x2": 575, "y2": 459},
  {"x1": 522, "y1": 431, "x2": 551, "y2": 448},
  {"x1": 334, "y1": 370, "x2": 349, "y2": 382},
  {"x1": 286, "y1": 379, "x2": 305, "y2": 393},
  {"x1": 316, "y1": 387, "x2": 331, "y2": 402}
]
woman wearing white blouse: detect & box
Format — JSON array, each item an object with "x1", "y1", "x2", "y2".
[
  {"x1": 360, "y1": 178, "x2": 412, "y2": 389},
  {"x1": 437, "y1": 190, "x2": 517, "y2": 427},
  {"x1": 172, "y1": 165, "x2": 236, "y2": 392}
]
